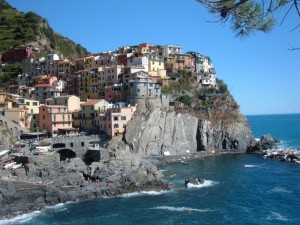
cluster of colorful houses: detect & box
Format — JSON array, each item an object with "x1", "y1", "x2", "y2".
[{"x1": 0, "y1": 43, "x2": 217, "y2": 138}]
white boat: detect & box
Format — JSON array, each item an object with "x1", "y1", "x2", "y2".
[
  {"x1": 0, "y1": 150, "x2": 9, "y2": 158},
  {"x1": 32, "y1": 145, "x2": 50, "y2": 154},
  {"x1": 11, "y1": 163, "x2": 22, "y2": 170}
]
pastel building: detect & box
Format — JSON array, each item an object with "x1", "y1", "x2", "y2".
[
  {"x1": 99, "y1": 104, "x2": 136, "y2": 137},
  {"x1": 197, "y1": 74, "x2": 217, "y2": 87},
  {"x1": 127, "y1": 56, "x2": 149, "y2": 72},
  {"x1": 57, "y1": 59, "x2": 74, "y2": 81},
  {"x1": 18, "y1": 98, "x2": 40, "y2": 131},
  {"x1": 163, "y1": 45, "x2": 182, "y2": 57},
  {"x1": 45, "y1": 95, "x2": 81, "y2": 112},
  {"x1": 79, "y1": 99, "x2": 109, "y2": 132},
  {"x1": 39, "y1": 105, "x2": 73, "y2": 136},
  {"x1": 77, "y1": 69, "x2": 98, "y2": 100},
  {"x1": 32, "y1": 84, "x2": 61, "y2": 103},
  {"x1": 97, "y1": 65, "x2": 122, "y2": 99},
  {"x1": 172, "y1": 53, "x2": 193, "y2": 71}
]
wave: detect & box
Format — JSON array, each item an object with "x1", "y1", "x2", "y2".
[
  {"x1": 121, "y1": 190, "x2": 172, "y2": 197},
  {"x1": 0, "y1": 210, "x2": 41, "y2": 225},
  {"x1": 269, "y1": 187, "x2": 291, "y2": 193},
  {"x1": 267, "y1": 211, "x2": 290, "y2": 221},
  {"x1": 152, "y1": 206, "x2": 213, "y2": 213},
  {"x1": 244, "y1": 164, "x2": 260, "y2": 168},
  {"x1": 186, "y1": 179, "x2": 218, "y2": 188}
]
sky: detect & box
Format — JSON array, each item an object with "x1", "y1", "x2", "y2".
[{"x1": 6, "y1": 0, "x2": 300, "y2": 115}]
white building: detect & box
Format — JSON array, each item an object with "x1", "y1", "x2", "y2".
[{"x1": 163, "y1": 45, "x2": 182, "y2": 57}]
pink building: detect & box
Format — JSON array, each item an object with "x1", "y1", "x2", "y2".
[
  {"x1": 99, "y1": 105, "x2": 136, "y2": 137},
  {"x1": 39, "y1": 105, "x2": 73, "y2": 136}
]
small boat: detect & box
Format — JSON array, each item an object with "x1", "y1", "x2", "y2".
[
  {"x1": 180, "y1": 160, "x2": 188, "y2": 164},
  {"x1": 31, "y1": 145, "x2": 51, "y2": 154},
  {"x1": 11, "y1": 163, "x2": 22, "y2": 170},
  {"x1": 0, "y1": 150, "x2": 9, "y2": 159}
]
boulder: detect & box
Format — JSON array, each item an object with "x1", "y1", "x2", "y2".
[
  {"x1": 184, "y1": 178, "x2": 205, "y2": 187},
  {"x1": 248, "y1": 134, "x2": 278, "y2": 153}
]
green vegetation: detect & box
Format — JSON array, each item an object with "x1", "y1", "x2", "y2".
[
  {"x1": 0, "y1": 0, "x2": 88, "y2": 59},
  {"x1": 195, "y1": 0, "x2": 297, "y2": 36},
  {"x1": 0, "y1": 63, "x2": 21, "y2": 82},
  {"x1": 177, "y1": 94, "x2": 194, "y2": 106},
  {"x1": 164, "y1": 69, "x2": 240, "y2": 123}
]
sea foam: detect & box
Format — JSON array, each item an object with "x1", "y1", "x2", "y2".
[
  {"x1": 270, "y1": 187, "x2": 291, "y2": 193},
  {"x1": 267, "y1": 211, "x2": 290, "y2": 221},
  {"x1": 121, "y1": 190, "x2": 172, "y2": 198},
  {"x1": 152, "y1": 206, "x2": 213, "y2": 213},
  {"x1": 0, "y1": 210, "x2": 41, "y2": 225},
  {"x1": 186, "y1": 179, "x2": 218, "y2": 188},
  {"x1": 244, "y1": 164, "x2": 260, "y2": 168}
]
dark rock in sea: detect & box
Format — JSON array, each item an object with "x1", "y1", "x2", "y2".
[
  {"x1": 247, "y1": 134, "x2": 278, "y2": 153},
  {"x1": 184, "y1": 178, "x2": 205, "y2": 187}
]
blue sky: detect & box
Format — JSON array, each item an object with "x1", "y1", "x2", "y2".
[{"x1": 6, "y1": 0, "x2": 300, "y2": 115}]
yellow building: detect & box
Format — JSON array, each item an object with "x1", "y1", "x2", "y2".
[
  {"x1": 148, "y1": 55, "x2": 164, "y2": 72},
  {"x1": 77, "y1": 69, "x2": 98, "y2": 101},
  {"x1": 57, "y1": 59, "x2": 74, "y2": 81},
  {"x1": 79, "y1": 99, "x2": 109, "y2": 133},
  {"x1": 23, "y1": 99, "x2": 40, "y2": 131}
]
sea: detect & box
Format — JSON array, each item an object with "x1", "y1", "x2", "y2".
[{"x1": 1, "y1": 113, "x2": 300, "y2": 225}]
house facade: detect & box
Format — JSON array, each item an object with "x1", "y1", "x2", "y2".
[
  {"x1": 39, "y1": 105, "x2": 72, "y2": 136},
  {"x1": 99, "y1": 104, "x2": 136, "y2": 137},
  {"x1": 79, "y1": 99, "x2": 109, "y2": 132}
]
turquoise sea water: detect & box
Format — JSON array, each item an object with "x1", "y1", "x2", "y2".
[{"x1": 1, "y1": 114, "x2": 300, "y2": 225}]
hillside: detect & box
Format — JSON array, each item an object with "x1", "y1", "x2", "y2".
[{"x1": 0, "y1": 0, "x2": 89, "y2": 60}]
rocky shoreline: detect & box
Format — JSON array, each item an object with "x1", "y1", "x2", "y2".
[
  {"x1": 0, "y1": 133, "x2": 292, "y2": 219},
  {"x1": 0, "y1": 146, "x2": 249, "y2": 219},
  {"x1": 0, "y1": 149, "x2": 171, "y2": 219}
]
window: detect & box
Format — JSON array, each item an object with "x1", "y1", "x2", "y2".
[
  {"x1": 33, "y1": 102, "x2": 38, "y2": 106},
  {"x1": 31, "y1": 109, "x2": 33, "y2": 113},
  {"x1": 54, "y1": 115, "x2": 56, "y2": 121},
  {"x1": 114, "y1": 116, "x2": 118, "y2": 121},
  {"x1": 33, "y1": 115, "x2": 36, "y2": 119},
  {"x1": 43, "y1": 115, "x2": 45, "y2": 119},
  {"x1": 26, "y1": 102, "x2": 30, "y2": 106},
  {"x1": 114, "y1": 124, "x2": 119, "y2": 128},
  {"x1": 137, "y1": 89, "x2": 140, "y2": 93},
  {"x1": 121, "y1": 116, "x2": 126, "y2": 120},
  {"x1": 81, "y1": 142, "x2": 84, "y2": 147},
  {"x1": 70, "y1": 142, "x2": 73, "y2": 147}
]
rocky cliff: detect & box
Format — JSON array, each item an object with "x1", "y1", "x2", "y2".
[{"x1": 124, "y1": 97, "x2": 255, "y2": 156}]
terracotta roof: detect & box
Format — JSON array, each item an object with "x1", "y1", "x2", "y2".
[{"x1": 81, "y1": 99, "x2": 102, "y2": 106}]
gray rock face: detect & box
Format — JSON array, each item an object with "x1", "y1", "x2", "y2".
[
  {"x1": 247, "y1": 134, "x2": 278, "y2": 153},
  {"x1": 0, "y1": 151, "x2": 170, "y2": 218},
  {"x1": 125, "y1": 99, "x2": 255, "y2": 156}
]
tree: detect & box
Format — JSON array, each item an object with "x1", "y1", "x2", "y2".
[{"x1": 195, "y1": 0, "x2": 300, "y2": 36}]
